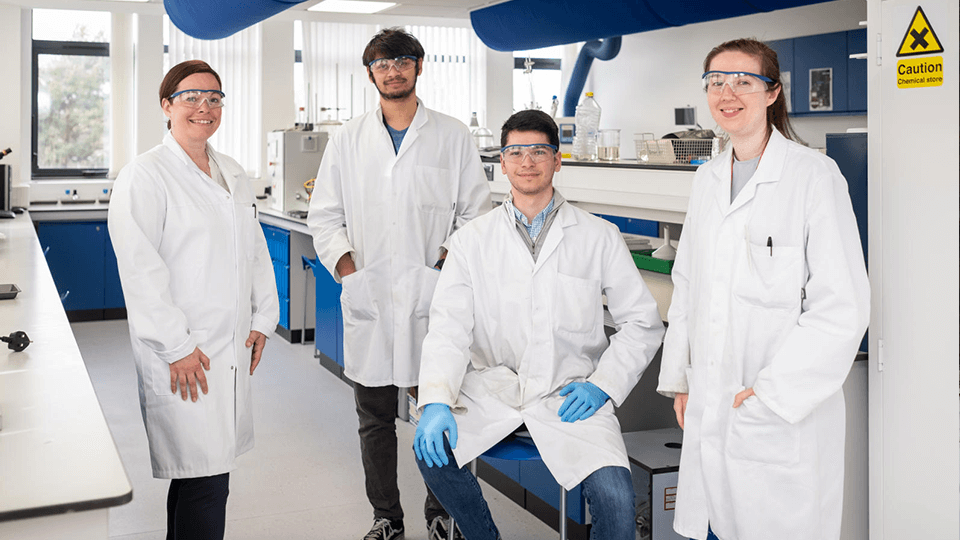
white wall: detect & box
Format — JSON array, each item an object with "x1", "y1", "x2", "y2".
[
  {"x1": 260, "y1": 19, "x2": 296, "y2": 179},
  {"x1": 583, "y1": 0, "x2": 867, "y2": 154},
  {"x1": 0, "y1": 5, "x2": 26, "y2": 185}
]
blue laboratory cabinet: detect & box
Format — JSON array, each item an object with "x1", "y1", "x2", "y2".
[
  {"x1": 826, "y1": 132, "x2": 868, "y2": 352},
  {"x1": 260, "y1": 223, "x2": 291, "y2": 333},
  {"x1": 35, "y1": 220, "x2": 125, "y2": 321},
  {"x1": 259, "y1": 220, "x2": 317, "y2": 344},
  {"x1": 304, "y1": 257, "x2": 344, "y2": 373},
  {"x1": 767, "y1": 29, "x2": 867, "y2": 116}
]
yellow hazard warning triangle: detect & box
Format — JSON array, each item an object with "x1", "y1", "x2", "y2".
[{"x1": 896, "y1": 6, "x2": 944, "y2": 57}]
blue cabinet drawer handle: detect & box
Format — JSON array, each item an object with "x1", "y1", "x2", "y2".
[{"x1": 60, "y1": 290, "x2": 70, "y2": 302}]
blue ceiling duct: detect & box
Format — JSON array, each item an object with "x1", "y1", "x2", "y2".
[
  {"x1": 470, "y1": 0, "x2": 832, "y2": 52},
  {"x1": 164, "y1": 0, "x2": 307, "y2": 40}
]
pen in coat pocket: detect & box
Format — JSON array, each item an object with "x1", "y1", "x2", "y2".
[{"x1": 767, "y1": 236, "x2": 773, "y2": 256}]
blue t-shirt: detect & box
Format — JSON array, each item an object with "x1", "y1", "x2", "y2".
[{"x1": 385, "y1": 122, "x2": 408, "y2": 154}]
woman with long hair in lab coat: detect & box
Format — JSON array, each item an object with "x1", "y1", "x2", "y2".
[
  {"x1": 107, "y1": 60, "x2": 279, "y2": 540},
  {"x1": 657, "y1": 38, "x2": 869, "y2": 540}
]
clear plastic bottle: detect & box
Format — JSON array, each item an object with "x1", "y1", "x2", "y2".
[
  {"x1": 549, "y1": 95, "x2": 560, "y2": 118},
  {"x1": 469, "y1": 112, "x2": 481, "y2": 148},
  {"x1": 574, "y1": 92, "x2": 601, "y2": 161}
]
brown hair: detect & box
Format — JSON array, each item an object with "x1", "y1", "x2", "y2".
[
  {"x1": 159, "y1": 60, "x2": 222, "y2": 130},
  {"x1": 703, "y1": 38, "x2": 802, "y2": 143}
]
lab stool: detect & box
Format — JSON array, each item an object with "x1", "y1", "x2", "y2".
[{"x1": 448, "y1": 436, "x2": 568, "y2": 540}]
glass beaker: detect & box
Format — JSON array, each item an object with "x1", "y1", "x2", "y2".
[{"x1": 598, "y1": 129, "x2": 620, "y2": 161}]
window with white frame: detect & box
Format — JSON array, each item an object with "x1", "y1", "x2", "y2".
[
  {"x1": 32, "y1": 9, "x2": 111, "y2": 178},
  {"x1": 166, "y1": 20, "x2": 262, "y2": 177},
  {"x1": 513, "y1": 45, "x2": 564, "y2": 115}
]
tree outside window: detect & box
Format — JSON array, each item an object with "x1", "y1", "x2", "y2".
[{"x1": 32, "y1": 10, "x2": 111, "y2": 177}]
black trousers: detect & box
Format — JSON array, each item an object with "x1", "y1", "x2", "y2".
[
  {"x1": 166, "y1": 472, "x2": 230, "y2": 540},
  {"x1": 355, "y1": 382, "x2": 446, "y2": 523}
]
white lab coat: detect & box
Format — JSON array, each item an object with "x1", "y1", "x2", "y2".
[
  {"x1": 307, "y1": 100, "x2": 491, "y2": 387},
  {"x1": 657, "y1": 129, "x2": 870, "y2": 540},
  {"x1": 108, "y1": 132, "x2": 280, "y2": 479},
  {"x1": 418, "y1": 198, "x2": 665, "y2": 490}
]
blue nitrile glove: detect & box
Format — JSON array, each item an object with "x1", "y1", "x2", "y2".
[
  {"x1": 558, "y1": 382, "x2": 610, "y2": 422},
  {"x1": 414, "y1": 403, "x2": 458, "y2": 468}
]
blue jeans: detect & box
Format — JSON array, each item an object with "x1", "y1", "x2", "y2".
[{"x1": 416, "y1": 438, "x2": 636, "y2": 540}]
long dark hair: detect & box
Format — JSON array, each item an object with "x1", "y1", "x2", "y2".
[
  {"x1": 703, "y1": 38, "x2": 803, "y2": 143},
  {"x1": 159, "y1": 60, "x2": 222, "y2": 130}
]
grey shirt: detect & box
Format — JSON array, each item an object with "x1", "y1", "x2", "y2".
[{"x1": 731, "y1": 154, "x2": 760, "y2": 203}]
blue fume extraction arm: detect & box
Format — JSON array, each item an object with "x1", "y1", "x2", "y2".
[{"x1": 563, "y1": 37, "x2": 621, "y2": 117}]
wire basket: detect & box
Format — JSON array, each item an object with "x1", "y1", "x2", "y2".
[{"x1": 635, "y1": 136, "x2": 722, "y2": 165}]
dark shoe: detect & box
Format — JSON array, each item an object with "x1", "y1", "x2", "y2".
[
  {"x1": 427, "y1": 516, "x2": 464, "y2": 540},
  {"x1": 363, "y1": 518, "x2": 404, "y2": 540}
]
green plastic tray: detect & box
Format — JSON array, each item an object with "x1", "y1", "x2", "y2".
[{"x1": 631, "y1": 249, "x2": 674, "y2": 274}]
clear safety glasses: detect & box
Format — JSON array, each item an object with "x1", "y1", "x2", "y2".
[
  {"x1": 500, "y1": 144, "x2": 558, "y2": 164},
  {"x1": 368, "y1": 55, "x2": 418, "y2": 74},
  {"x1": 701, "y1": 71, "x2": 774, "y2": 95},
  {"x1": 169, "y1": 89, "x2": 226, "y2": 109}
]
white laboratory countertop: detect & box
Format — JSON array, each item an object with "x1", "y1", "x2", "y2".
[
  {"x1": 0, "y1": 212, "x2": 132, "y2": 521},
  {"x1": 28, "y1": 201, "x2": 110, "y2": 221},
  {"x1": 257, "y1": 206, "x2": 310, "y2": 236},
  {"x1": 483, "y1": 157, "x2": 696, "y2": 225}
]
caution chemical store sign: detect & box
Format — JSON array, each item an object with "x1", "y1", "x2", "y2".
[{"x1": 896, "y1": 6, "x2": 945, "y2": 89}]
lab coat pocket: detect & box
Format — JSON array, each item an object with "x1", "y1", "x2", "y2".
[
  {"x1": 414, "y1": 165, "x2": 456, "y2": 216},
  {"x1": 727, "y1": 396, "x2": 800, "y2": 466},
  {"x1": 555, "y1": 273, "x2": 601, "y2": 334},
  {"x1": 734, "y1": 243, "x2": 804, "y2": 310},
  {"x1": 340, "y1": 269, "x2": 377, "y2": 322},
  {"x1": 150, "y1": 330, "x2": 207, "y2": 396},
  {"x1": 415, "y1": 265, "x2": 441, "y2": 318}
]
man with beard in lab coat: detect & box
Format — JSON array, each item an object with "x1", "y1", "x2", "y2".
[
  {"x1": 307, "y1": 28, "x2": 491, "y2": 540},
  {"x1": 413, "y1": 110, "x2": 665, "y2": 540}
]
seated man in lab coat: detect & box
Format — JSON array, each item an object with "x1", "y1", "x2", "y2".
[{"x1": 414, "y1": 109, "x2": 665, "y2": 540}]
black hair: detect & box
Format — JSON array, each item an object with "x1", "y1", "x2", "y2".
[
  {"x1": 362, "y1": 27, "x2": 425, "y2": 66},
  {"x1": 500, "y1": 110, "x2": 560, "y2": 148}
]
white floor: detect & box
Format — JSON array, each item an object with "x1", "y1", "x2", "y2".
[{"x1": 72, "y1": 320, "x2": 555, "y2": 540}]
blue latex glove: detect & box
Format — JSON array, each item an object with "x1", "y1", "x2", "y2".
[
  {"x1": 414, "y1": 403, "x2": 458, "y2": 468},
  {"x1": 558, "y1": 382, "x2": 610, "y2": 422}
]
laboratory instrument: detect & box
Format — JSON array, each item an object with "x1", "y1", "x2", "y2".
[
  {"x1": 267, "y1": 130, "x2": 329, "y2": 216},
  {"x1": 555, "y1": 117, "x2": 576, "y2": 157}
]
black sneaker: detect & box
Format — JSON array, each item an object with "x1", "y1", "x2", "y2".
[
  {"x1": 363, "y1": 518, "x2": 404, "y2": 540},
  {"x1": 427, "y1": 516, "x2": 465, "y2": 540}
]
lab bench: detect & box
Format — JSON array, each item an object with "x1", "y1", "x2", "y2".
[
  {"x1": 257, "y1": 208, "x2": 317, "y2": 344},
  {"x1": 0, "y1": 211, "x2": 132, "y2": 538}
]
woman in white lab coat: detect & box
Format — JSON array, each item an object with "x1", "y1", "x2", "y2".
[
  {"x1": 657, "y1": 39, "x2": 870, "y2": 540},
  {"x1": 107, "y1": 60, "x2": 279, "y2": 540}
]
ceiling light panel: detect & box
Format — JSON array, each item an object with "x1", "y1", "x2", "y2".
[{"x1": 307, "y1": 0, "x2": 397, "y2": 14}]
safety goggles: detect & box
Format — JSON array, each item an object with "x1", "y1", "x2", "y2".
[
  {"x1": 367, "y1": 55, "x2": 418, "y2": 74},
  {"x1": 701, "y1": 71, "x2": 774, "y2": 95},
  {"x1": 500, "y1": 144, "x2": 558, "y2": 164},
  {"x1": 169, "y1": 89, "x2": 226, "y2": 109}
]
